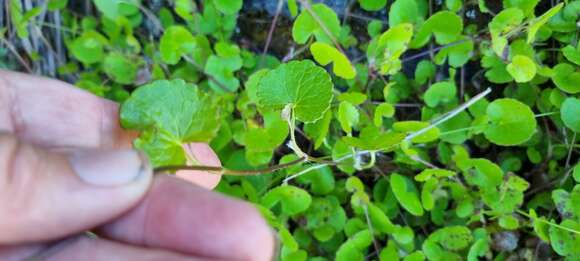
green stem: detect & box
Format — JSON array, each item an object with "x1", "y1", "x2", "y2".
[
  {"x1": 516, "y1": 210, "x2": 580, "y2": 235},
  {"x1": 154, "y1": 157, "x2": 307, "y2": 176}
]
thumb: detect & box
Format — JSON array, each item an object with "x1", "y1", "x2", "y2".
[{"x1": 0, "y1": 134, "x2": 152, "y2": 244}]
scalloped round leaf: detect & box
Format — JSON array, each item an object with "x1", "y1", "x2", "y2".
[
  {"x1": 262, "y1": 185, "x2": 312, "y2": 215},
  {"x1": 390, "y1": 173, "x2": 424, "y2": 216},
  {"x1": 506, "y1": 55, "x2": 536, "y2": 83},
  {"x1": 310, "y1": 42, "x2": 356, "y2": 79},
  {"x1": 483, "y1": 98, "x2": 537, "y2": 146},
  {"x1": 120, "y1": 79, "x2": 221, "y2": 166},
  {"x1": 292, "y1": 3, "x2": 341, "y2": 45},
  {"x1": 424, "y1": 81, "x2": 457, "y2": 107},
  {"x1": 561, "y1": 97, "x2": 580, "y2": 132},
  {"x1": 552, "y1": 63, "x2": 580, "y2": 94},
  {"x1": 257, "y1": 60, "x2": 333, "y2": 123}
]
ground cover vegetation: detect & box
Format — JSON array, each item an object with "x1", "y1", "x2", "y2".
[{"x1": 1, "y1": 0, "x2": 580, "y2": 260}]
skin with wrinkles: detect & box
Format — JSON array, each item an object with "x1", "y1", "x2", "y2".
[{"x1": 0, "y1": 70, "x2": 275, "y2": 260}]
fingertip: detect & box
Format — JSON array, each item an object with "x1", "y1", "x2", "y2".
[{"x1": 177, "y1": 143, "x2": 221, "y2": 189}]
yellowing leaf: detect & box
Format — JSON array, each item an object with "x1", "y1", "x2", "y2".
[
  {"x1": 506, "y1": 55, "x2": 536, "y2": 83},
  {"x1": 310, "y1": 42, "x2": 356, "y2": 79}
]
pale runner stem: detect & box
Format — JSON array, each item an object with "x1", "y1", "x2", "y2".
[
  {"x1": 404, "y1": 87, "x2": 492, "y2": 142},
  {"x1": 283, "y1": 163, "x2": 328, "y2": 184}
]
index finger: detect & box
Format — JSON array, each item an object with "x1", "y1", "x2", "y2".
[{"x1": 0, "y1": 70, "x2": 134, "y2": 149}]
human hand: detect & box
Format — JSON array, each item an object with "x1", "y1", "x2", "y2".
[{"x1": 0, "y1": 70, "x2": 275, "y2": 260}]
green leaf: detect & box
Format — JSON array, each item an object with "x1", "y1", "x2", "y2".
[
  {"x1": 358, "y1": 0, "x2": 387, "y2": 11},
  {"x1": 506, "y1": 55, "x2": 536, "y2": 83},
  {"x1": 93, "y1": 0, "x2": 139, "y2": 20},
  {"x1": 296, "y1": 165, "x2": 335, "y2": 195},
  {"x1": 489, "y1": 8, "x2": 524, "y2": 56},
  {"x1": 70, "y1": 31, "x2": 108, "y2": 65},
  {"x1": 103, "y1": 52, "x2": 138, "y2": 84},
  {"x1": 412, "y1": 11, "x2": 463, "y2": 47},
  {"x1": 439, "y1": 111, "x2": 472, "y2": 144},
  {"x1": 262, "y1": 185, "x2": 312, "y2": 215},
  {"x1": 499, "y1": 215, "x2": 519, "y2": 229},
  {"x1": 204, "y1": 42, "x2": 243, "y2": 92},
  {"x1": 464, "y1": 158, "x2": 504, "y2": 189},
  {"x1": 389, "y1": 0, "x2": 420, "y2": 27},
  {"x1": 484, "y1": 98, "x2": 537, "y2": 146},
  {"x1": 527, "y1": 3, "x2": 563, "y2": 43},
  {"x1": 552, "y1": 63, "x2": 580, "y2": 94},
  {"x1": 48, "y1": 0, "x2": 68, "y2": 11},
  {"x1": 424, "y1": 82, "x2": 457, "y2": 107},
  {"x1": 292, "y1": 3, "x2": 341, "y2": 45},
  {"x1": 415, "y1": 169, "x2": 456, "y2": 182},
  {"x1": 213, "y1": 0, "x2": 242, "y2": 15},
  {"x1": 368, "y1": 203, "x2": 396, "y2": 233},
  {"x1": 434, "y1": 39, "x2": 474, "y2": 68},
  {"x1": 428, "y1": 226, "x2": 473, "y2": 251},
  {"x1": 120, "y1": 79, "x2": 221, "y2": 166},
  {"x1": 375, "y1": 23, "x2": 414, "y2": 75},
  {"x1": 503, "y1": 0, "x2": 539, "y2": 17},
  {"x1": 374, "y1": 103, "x2": 395, "y2": 126},
  {"x1": 393, "y1": 121, "x2": 440, "y2": 143},
  {"x1": 562, "y1": 41, "x2": 580, "y2": 65},
  {"x1": 343, "y1": 126, "x2": 405, "y2": 151},
  {"x1": 549, "y1": 220, "x2": 580, "y2": 258},
  {"x1": 482, "y1": 54, "x2": 513, "y2": 83},
  {"x1": 338, "y1": 92, "x2": 367, "y2": 105},
  {"x1": 338, "y1": 101, "x2": 360, "y2": 134},
  {"x1": 256, "y1": 60, "x2": 333, "y2": 123},
  {"x1": 310, "y1": 42, "x2": 356, "y2": 79},
  {"x1": 414, "y1": 60, "x2": 436, "y2": 85},
  {"x1": 391, "y1": 173, "x2": 424, "y2": 216},
  {"x1": 306, "y1": 196, "x2": 346, "y2": 240},
  {"x1": 561, "y1": 97, "x2": 580, "y2": 133},
  {"x1": 159, "y1": 26, "x2": 196, "y2": 65}
]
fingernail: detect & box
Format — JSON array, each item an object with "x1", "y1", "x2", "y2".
[{"x1": 69, "y1": 149, "x2": 151, "y2": 186}]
